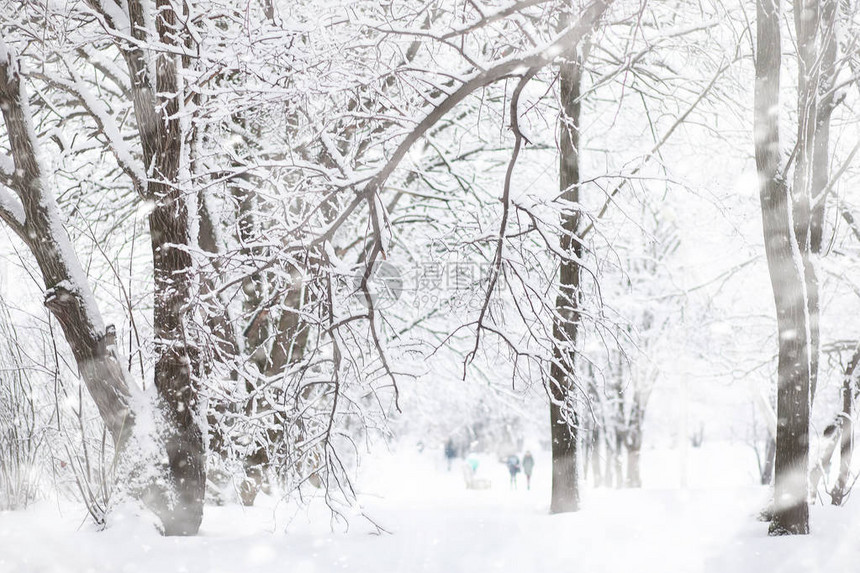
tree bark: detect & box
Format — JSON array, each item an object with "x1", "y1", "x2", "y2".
[
  {"x1": 116, "y1": 0, "x2": 205, "y2": 534},
  {"x1": 793, "y1": 0, "x2": 823, "y2": 403},
  {"x1": 197, "y1": 191, "x2": 240, "y2": 366},
  {"x1": 809, "y1": 0, "x2": 837, "y2": 256},
  {"x1": 549, "y1": 31, "x2": 585, "y2": 514},
  {"x1": 755, "y1": 0, "x2": 811, "y2": 536}
]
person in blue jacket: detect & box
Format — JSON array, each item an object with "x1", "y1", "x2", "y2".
[{"x1": 506, "y1": 454, "x2": 521, "y2": 489}]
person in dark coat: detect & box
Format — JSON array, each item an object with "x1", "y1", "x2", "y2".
[
  {"x1": 506, "y1": 454, "x2": 521, "y2": 489},
  {"x1": 522, "y1": 451, "x2": 535, "y2": 490},
  {"x1": 445, "y1": 438, "x2": 457, "y2": 471}
]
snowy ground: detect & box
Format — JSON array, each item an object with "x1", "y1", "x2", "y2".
[{"x1": 1, "y1": 443, "x2": 858, "y2": 573}]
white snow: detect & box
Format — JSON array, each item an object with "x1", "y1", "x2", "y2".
[
  {"x1": 0, "y1": 154, "x2": 13, "y2": 178},
  {"x1": 1, "y1": 443, "x2": 857, "y2": 573},
  {"x1": 0, "y1": 185, "x2": 25, "y2": 227}
]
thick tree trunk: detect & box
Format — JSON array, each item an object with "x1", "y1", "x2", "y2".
[
  {"x1": 119, "y1": 0, "x2": 205, "y2": 534},
  {"x1": 146, "y1": 194, "x2": 205, "y2": 535},
  {"x1": 549, "y1": 398, "x2": 579, "y2": 512},
  {"x1": 755, "y1": 0, "x2": 811, "y2": 536},
  {"x1": 549, "y1": 38, "x2": 584, "y2": 514},
  {"x1": 546, "y1": 0, "x2": 612, "y2": 514}
]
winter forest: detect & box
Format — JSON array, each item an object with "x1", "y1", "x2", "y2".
[{"x1": 0, "y1": 0, "x2": 859, "y2": 570}]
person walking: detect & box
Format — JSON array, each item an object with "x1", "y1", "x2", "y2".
[
  {"x1": 445, "y1": 438, "x2": 457, "y2": 471},
  {"x1": 522, "y1": 451, "x2": 535, "y2": 490},
  {"x1": 506, "y1": 454, "x2": 521, "y2": 489}
]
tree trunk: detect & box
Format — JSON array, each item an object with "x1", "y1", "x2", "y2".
[
  {"x1": 808, "y1": 421, "x2": 839, "y2": 498},
  {"x1": 221, "y1": 172, "x2": 272, "y2": 506},
  {"x1": 793, "y1": 0, "x2": 823, "y2": 404},
  {"x1": 803, "y1": 0, "x2": 837, "y2": 406},
  {"x1": 581, "y1": 423, "x2": 592, "y2": 483},
  {"x1": 831, "y1": 346, "x2": 859, "y2": 505},
  {"x1": 197, "y1": 190, "x2": 240, "y2": 366},
  {"x1": 584, "y1": 376, "x2": 603, "y2": 486},
  {"x1": 549, "y1": 33, "x2": 585, "y2": 515},
  {"x1": 625, "y1": 387, "x2": 646, "y2": 488},
  {"x1": 586, "y1": 413, "x2": 603, "y2": 487},
  {"x1": 591, "y1": 427, "x2": 603, "y2": 486},
  {"x1": 808, "y1": 347, "x2": 860, "y2": 500},
  {"x1": 614, "y1": 430, "x2": 625, "y2": 489},
  {"x1": 546, "y1": 1, "x2": 613, "y2": 514},
  {"x1": 603, "y1": 433, "x2": 615, "y2": 487},
  {"x1": 626, "y1": 445, "x2": 642, "y2": 488},
  {"x1": 146, "y1": 194, "x2": 205, "y2": 535},
  {"x1": 0, "y1": 52, "x2": 135, "y2": 450},
  {"x1": 549, "y1": 398, "x2": 579, "y2": 513},
  {"x1": 755, "y1": 0, "x2": 811, "y2": 536},
  {"x1": 810, "y1": 0, "x2": 837, "y2": 259},
  {"x1": 233, "y1": 177, "x2": 314, "y2": 505},
  {"x1": 121, "y1": 0, "x2": 205, "y2": 534},
  {"x1": 831, "y1": 383, "x2": 852, "y2": 506},
  {"x1": 761, "y1": 436, "x2": 776, "y2": 486}
]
